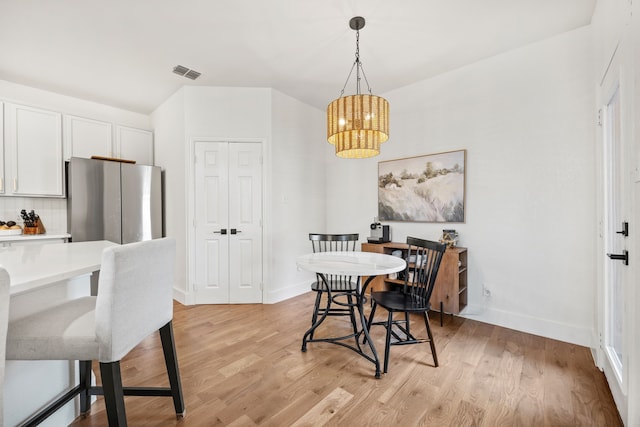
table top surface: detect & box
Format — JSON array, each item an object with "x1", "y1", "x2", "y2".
[
  {"x1": 0, "y1": 240, "x2": 117, "y2": 295},
  {"x1": 296, "y1": 251, "x2": 406, "y2": 276}
]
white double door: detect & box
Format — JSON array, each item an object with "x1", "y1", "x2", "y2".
[{"x1": 194, "y1": 141, "x2": 263, "y2": 304}]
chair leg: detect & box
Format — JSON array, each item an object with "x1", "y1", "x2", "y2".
[
  {"x1": 364, "y1": 301, "x2": 378, "y2": 344},
  {"x1": 383, "y1": 310, "x2": 394, "y2": 374},
  {"x1": 310, "y1": 290, "x2": 323, "y2": 340},
  {"x1": 159, "y1": 321, "x2": 186, "y2": 418},
  {"x1": 79, "y1": 360, "x2": 92, "y2": 415},
  {"x1": 346, "y1": 293, "x2": 358, "y2": 335},
  {"x1": 423, "y1": 311, "x2": 438, "y2": 367},
  {"x1": 100, "y1": 361, "x2": 127, "y2": 427},
  {"x1": 404, "y1": 312, "x2": 410, "y2": 338}
]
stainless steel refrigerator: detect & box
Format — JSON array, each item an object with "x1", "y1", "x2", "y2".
[{"x1": 67, "y1": 157, "x2": 162, "y2": 243}]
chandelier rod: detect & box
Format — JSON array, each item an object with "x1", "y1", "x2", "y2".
[{"x1": 338, "y1": 20, "x2": 374, "y2": 97}]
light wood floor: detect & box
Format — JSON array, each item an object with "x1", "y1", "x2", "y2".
[{"x1": 69, "y1": 292, "x2": 622, "y2": 426}]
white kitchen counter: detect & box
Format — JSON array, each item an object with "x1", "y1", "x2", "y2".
[{"x1": 0, "y1": 240, "x2": 115, "y2": 295}]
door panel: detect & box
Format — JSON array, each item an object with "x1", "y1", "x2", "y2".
[
  {"x1": 604, "y1": 83, "x2": 625, "y2": 378},
  {"x1": 195, "y1": 142, "x2": 229, "y2": 303},
  {"x1": 6, "y1": 103, "x2": 64, "y2": 196},
  {"x1": 121, "y1": 163, "x2": 162, "y2": 243},
  {"x1": 0, "y1": 102, "x2": 4, "y2": 194},
  {"x1": 67, "y1": 157, "x2": 122, "y2": 243},
  {"x1": 204, "y1": 239, "x2": 226, "y2": 300},
  {"x1": 229, "y1": 143, "x2": 263, "y2": 303}
]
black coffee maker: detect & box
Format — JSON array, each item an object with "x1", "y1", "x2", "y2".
[{"x1": 368, "y1": 219, "x2": 390, "y2": 243}]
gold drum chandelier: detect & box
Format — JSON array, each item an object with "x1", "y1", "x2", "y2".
[{"x1": 327, "y1": 16, "x2": 389, "y2": 159}]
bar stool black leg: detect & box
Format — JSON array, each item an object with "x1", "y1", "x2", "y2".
[
  {"x1": 159, "y1": 321, "x2": 186, "y2": 417},
  {"x1": 79, "y1": 360, "x2": 92, "y2": 415},
  {"x1": 100, "y1": 361, "x2": 127, "y2": 426}
]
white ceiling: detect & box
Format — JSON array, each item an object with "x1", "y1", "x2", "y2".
[{"x1": 0, "y1": 0, "x2": 595, "y2": 114}]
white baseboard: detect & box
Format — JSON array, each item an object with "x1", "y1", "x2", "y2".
[
  {"x1": 174, "y1": 283, "x2": 309, "y2": 305},
  {"x1": 264, "y1": 281, "x2": 310, "y2": 304},
  {"x1": 173, "y1": 287, "x2": 192, "y2": 305},
  {"x1": 460, "y1": 304, "x2": 594, "y2": 347}
]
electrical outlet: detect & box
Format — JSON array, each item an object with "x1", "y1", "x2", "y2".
[{"x1": 482, "y1": 284, "x2": 491, "y2": 298}]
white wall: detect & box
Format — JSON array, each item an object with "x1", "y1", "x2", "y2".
[
  {"x1": 0, "y1": 79, "x2": 150, "y2": 128},
  {"x1": 151, "y1": 88, "x2": 188, "y2": 297},
  {"x1": 268, "y1": 90, "x2": 326, "y2": 302},
  {"x1": 327, "y1": 26, "x2": 595, "y2": 346},
  {"x1": 181, "y1": 87, "x2": 271, "y2": 304},
  {"x1": 0, "y1": 79, "x2": 151, "y2": 233}
]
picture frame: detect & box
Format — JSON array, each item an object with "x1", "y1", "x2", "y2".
[{"x1": 378, "y1": 149, "x2": 466, "y2": 223}]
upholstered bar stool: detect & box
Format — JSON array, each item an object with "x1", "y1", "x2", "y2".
[
  {"x1": 0, "y1": 268, "x2": 11, "y2": 427},
  {"x1": 6, "y1": 237, "x2": 185, "y2": 426}
]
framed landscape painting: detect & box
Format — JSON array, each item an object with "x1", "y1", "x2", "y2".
[{"x1": 378, "y1": 149, "x2": 466, "y2": 222}]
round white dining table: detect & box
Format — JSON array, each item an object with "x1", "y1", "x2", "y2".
[{"x1": 296, "y1": 250, "x2": 406, "y2": 378}]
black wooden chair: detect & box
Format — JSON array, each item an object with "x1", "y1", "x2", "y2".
[
  {"x1": 366, "y1": 236, "x2": 446, "y2": 374},
  {"x1": 308, "y1": 233, "x2": 359, "y2": 338}
]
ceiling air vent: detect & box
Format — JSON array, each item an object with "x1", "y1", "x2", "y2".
[
  {"x1": 184, "y1": 69, "x2": 201, "y2": 80},
  {"x1": 173, "y1": 65, "x2": 201, "y2": 80}
]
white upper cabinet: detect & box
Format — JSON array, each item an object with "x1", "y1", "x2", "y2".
[
  {"x1": 0, "y1": 102, "x2": 4, "y2": 194},
  {"x1": 3, "y1": 103, "x2": 64, "y2": 197},
  {"x1": 64, "y1": 119, "x2": 153, "y2": 166},
  {"x1": 64, "y1": 115, "x2": 113, "y2": 160},
  {"x1": 116, "y1": 126, "x2": 154, "y2": 165}
]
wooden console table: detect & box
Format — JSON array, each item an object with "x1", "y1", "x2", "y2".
[{"x1": 361, "y1": 242, "x2": 468, "y2": 317}]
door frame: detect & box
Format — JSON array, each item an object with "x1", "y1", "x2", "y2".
[
  {"x1": 595, "y1": 40, "x2": 637, "y2": 424},
  {"x1": 186, "y1": 137, "x2": 267, "y2": 305}
]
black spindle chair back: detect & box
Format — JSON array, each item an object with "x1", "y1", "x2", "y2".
[
  {"x1": 404, "y1": 236, "x2": 446, "y2": 307},
  {"x1": 306, "y1": 233, "x2": 360, "y2": 339}
]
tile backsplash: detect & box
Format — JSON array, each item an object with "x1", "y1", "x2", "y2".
[{"x1": 0, "y1": 197, "x2": 67, "y2": 234}]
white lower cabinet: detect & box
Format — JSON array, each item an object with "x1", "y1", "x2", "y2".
[{"x1": 3, "y1": 103, "x2": 64, "y2": 197}]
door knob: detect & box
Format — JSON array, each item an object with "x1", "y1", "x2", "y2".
[
  {"x1": 607, "y1": 250, "x2": 629, "y2": 265},
  {"x1": 213, "y1": 229, "x2": 227, "y2": 235},
  {"x1": 230, "y1": 229, "x2": 242, "y2": 235}
]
